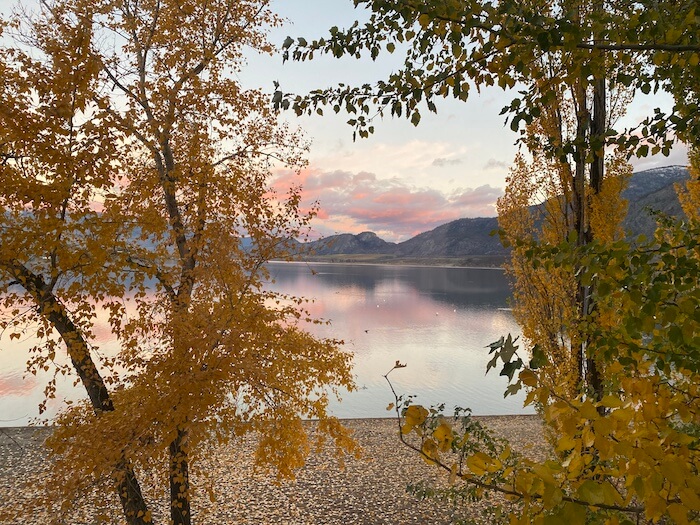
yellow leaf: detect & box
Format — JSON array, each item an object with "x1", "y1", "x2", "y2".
[
  {"x1": 432, "y1": 421, "x2": 454, "y2": 452},
  {"x1": 577, "y1": 480, "x2": 605, "y2": 505},
  {"x1": 599, "y1": 395, "x2": 623, "y2": 409},
  {"x1": 467, "y1": 451, "x2": 501, "y2": 476},
  {"x1": 466, "y1": 452, "x2": 489, "y2": 476},
  {"x1": 499, "y1": 446, "x2": 511, "y2": 462},
  {"x1": 579, "y1": 400, "x2": 599, "y2": 420},
  {"x1": 645, "y1": 493, "x2": 665, "y2": 521},
  {"x1": 680, "y1": 488, "x2": 700, "y2": 511},
  {"x1": 532, "y1": 463, "x2": 557, "y2": 487},
  {"x1": 667, "y1": 503, "x2": 689, "y2": 525},
  {"x1": 556, "y1": 435, "x2": 576, "y2": 452},
  {"x1": 422, "y1": 438, "x2": 439, "y2": 464},
  {"x1": 660, "y1": 457, "x2": 688, "y2": 487},
  {"x1": 402, "y1": 405, "x2": 428, "y2": 434},
  {"x1": 519, "y1": 369, "x2": 538, "y2": 387}
]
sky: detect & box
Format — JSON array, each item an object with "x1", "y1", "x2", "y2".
[
  {"x1": 1, "y1": 0, "x2": 689, "y2": 242},
  {"x1": 242, "y1": 0, "x2": 689, "y2": 241}
]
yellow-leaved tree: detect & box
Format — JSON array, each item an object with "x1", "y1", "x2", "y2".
[
  {"x1": 496, "y1": 63, "x2": 633, "y2": 402},
  {"x1": 0, "y1": 2, "x2": 356, "y2": 524},
  {"x1": 297, "y1": 0, "x2": 699, "y2": 522}
]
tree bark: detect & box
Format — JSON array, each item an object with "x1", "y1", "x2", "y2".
[
  {"x1": 169, "y1": 427, "x2": 191, "y2": 525},
  {"x1": 5, "y1": 262, "x2": 153, "y2": 525},
  {"x1": 573, "y1": 81, "x2": 588, "y2": 390},
  {"x1": 586, "y1": 74, "x2": 607, "y2": 409}
]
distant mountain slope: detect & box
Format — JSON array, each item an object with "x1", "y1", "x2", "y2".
[
  {"x1": 303, "y1": 231, "x2": 397, "y2": 255},
  {"x1": 395, "y1": 217, "x2": 503, "y2": 257},
  {"x1": 298, "y1": 165, "x2": 690, "y2": 258},
  {"x1": 622, "y1": 165, "x2": 690, "y2": 239},
  {"x1": 622, "y1": 165, "x2": 689, "y2": 202}
]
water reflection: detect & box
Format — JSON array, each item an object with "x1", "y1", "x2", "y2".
[
  {"x1": 266, "y1": 262, "x2": 532, "y2": 418},
  {"x1": 0, "y1": 262, "x2": 532, "y2": 426}
]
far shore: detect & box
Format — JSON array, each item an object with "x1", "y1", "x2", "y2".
[{"x1": 273, "y1": 253, "x2": 508, "y2": 269}]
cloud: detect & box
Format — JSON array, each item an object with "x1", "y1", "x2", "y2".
[
  {"x1": 483, "y1": 158, "x2": 509, "y2": 171},
  {"x1": 629, "y1": 142, "x2": 689, "y2": 172},
  {"x1": 309, "y1": 139, "x2": 476, "y2": 180},
  {"x1": 432, "y1": 157, "x2": 462, "y2": 167},
  {"x1": 273, "y1": 168, "x2": 503, "y2": 242},
  {"x1": 0, "y1": 373, "x2": 36, "y2": 397}
]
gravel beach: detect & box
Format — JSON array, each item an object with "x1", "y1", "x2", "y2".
[{"x1": 0, "y1": 415, "x2": 544, "y2": 524}]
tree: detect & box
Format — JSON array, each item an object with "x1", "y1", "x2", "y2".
[
  {"x1": 384, "y1": 167, "x2": 700, "y2": 523},
  {"x1": 0, "y1": 12, "x2": 153, "y2": 522},
  {"x1": 496, "y1": 62, "x2": 634, "y2": 402},
  {"x1": 281, "y1": 0, "x2": 700, "y2": 150},
  {"x1": 0, "y1": 2, "x2": 357, "y2": 524},
  {"x1": 280, "y1": 0, "x2": 700, "y2": 522}
]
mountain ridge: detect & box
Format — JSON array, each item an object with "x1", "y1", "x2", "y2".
[{"x1": 297, "y1": 165, "x2": 691, "y2": 261}]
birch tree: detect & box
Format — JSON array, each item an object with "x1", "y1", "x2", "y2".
[{"x1": 0, "y1": 2, "x2": 356, "y2": 523}]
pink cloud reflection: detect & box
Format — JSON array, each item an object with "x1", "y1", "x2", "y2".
[{"x1": 273, "y1": 168, "x2": 503, "y2": 242}]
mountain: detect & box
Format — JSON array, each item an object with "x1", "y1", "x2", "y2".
[
  {"x1": 622, "y1": 165, "x2": 690, "y2": 239},
  {"x1": 302, "y1": 231, "x2": 397, "y2": 255},
  {"x1": 394, "y1": 217, "x2": 503, "y2": 257},
  {"x1": 621, "y1": 165, "x2": 689, "y2": 202},
  {"x1": 297, "y1": 165, "x2": 691, "y2": 260}
]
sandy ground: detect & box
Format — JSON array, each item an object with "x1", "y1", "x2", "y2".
[{"x1": 0, "y1": 415, "x2": 545, "y2": 524}]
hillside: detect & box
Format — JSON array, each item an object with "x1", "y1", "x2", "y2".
[
  {"x1": 622, "y1": 165, "x2": 690, "y2": 239},
  {"x1": 297, "y1": 165, "x2": 690, "y2": 261}
]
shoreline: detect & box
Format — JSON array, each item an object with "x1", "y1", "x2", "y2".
[
  {"x1": 0, "y1": 412, "x2": 538, "y2": 428},
  {"x1": 269, "y1": 257, "x2": 508, "y2": 270},
  {"x1": 1, "y1": 415, "x2": 544, "y2": 524}
]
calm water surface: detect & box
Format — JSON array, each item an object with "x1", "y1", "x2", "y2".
[
  {"x1": 0, "y1": 263, "x2": 532, "y2": 426},
  {"x1": 265, "y1": 262, "x2": 532, "y2": 418}
]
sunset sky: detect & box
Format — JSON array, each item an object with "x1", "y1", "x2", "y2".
[
  {"x1": 246, "y1": 0, "x2": 688, "y2": 242},
  {"x1": 0, "y1": 0, "x2": 688, "y2": 242}
]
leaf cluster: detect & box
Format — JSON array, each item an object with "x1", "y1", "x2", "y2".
[
  {"x1": 280, "y1": 0, "x2": 700, "y2": 154},
  {"x1": 391, "y1": 212, "x2": 700, "y2": 524}
]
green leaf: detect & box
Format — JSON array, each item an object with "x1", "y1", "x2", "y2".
[
  {"x1": 529, "y1": 344, "x2": 546, "y2": 369},
  {"x1": 500, "y1": 358, "x2": 523, "y2": 381},
  {"x1": 411, "y1": 110, "x2": 421, "y2": 126},
  {"x1": 499, "y1": 334, "x2": 518, "y2": 363},
  {"x1": 504, "y1": 382, "x2": 521, "y2": 397},
  {"x1": 486, "y1": 336, "x2": 504, "y2": 353}
]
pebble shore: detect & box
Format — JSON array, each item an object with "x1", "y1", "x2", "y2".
[{"x1": 0, "y1": 415, "x2": 544, "y2": 524}]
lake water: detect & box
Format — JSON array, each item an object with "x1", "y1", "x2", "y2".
[
  {"x1": 265, "y1": 262, "x2": 531, "y2": 418},
  {"x1": 0, "y1": 263, "x2": 532, "y2": 426}
]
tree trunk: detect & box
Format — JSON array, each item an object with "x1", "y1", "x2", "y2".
[
  {"x1": 586, "y1": 75, "x2": 607, "y2": 408},
  {"x1": 169, "y1": 428, "x2": 191, "y2": 525},
  {"x1": 6, "y1": 262, "x2": 153, "y2": 525},
  {"x1": 573, "y1": 82, "x2": 589, "y2": 390}
]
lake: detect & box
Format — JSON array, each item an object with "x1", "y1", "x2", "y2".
[
  {"x1": 0, "y1": 263, "x2": 532, "y2": 426},
  {"x1": 265, "y1": 262, "x2": 531, "y2": 418}
]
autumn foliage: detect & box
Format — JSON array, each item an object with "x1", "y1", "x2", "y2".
[
  {"x1": 284, "y1": 0, "x2": 700, "y2": 523},
  {"x1": 0, "y1": 1, "x2": 356, "y2": 524}
]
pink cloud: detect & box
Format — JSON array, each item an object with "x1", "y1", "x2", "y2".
[
  {"x1": 273, "y1": 168, "x2": 503, "y2": 242},
  {"x1": 0, "y1": 373, "x2": 37, "y2": 396}
]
